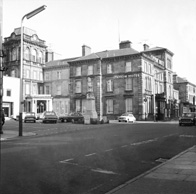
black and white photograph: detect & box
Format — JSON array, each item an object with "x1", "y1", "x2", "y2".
[{"x1": 0, "y1": 0, "x2": 196, "y2": 193}]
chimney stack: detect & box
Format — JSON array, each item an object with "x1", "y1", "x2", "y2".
[
  {"x1": 119, "y1": 40, "x2": 132, "y2": 49},
  {"x1": 82, "y1": 45, "x2": 91, "y2": 56},
  {"x1": 143, "y1": 44, "x2": 149, "y2": 51}
]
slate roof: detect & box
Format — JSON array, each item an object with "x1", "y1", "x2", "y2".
[
  {"x1": 142, "y1": 46, "x2": 174, "y2": 56},
  {"x1": 44, "y1": 57, "x2": 79, "y2": 68},
  {"x1": 69, "y1": 47, "x2": 139, "y2": 62}
]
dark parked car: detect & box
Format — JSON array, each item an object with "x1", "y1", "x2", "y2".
[
  {"x1": 24, "y1": 112, "x2": 36, "y2": 123},
  {"x1": 42, "y1": 111, "x2": 58, "y2": 123},
  {"x1": 179, "y1": 112, "x2": 196, "y2": 126},
  {"x1": 59, "y1": 112, "x2": 84, "y2": 123}
]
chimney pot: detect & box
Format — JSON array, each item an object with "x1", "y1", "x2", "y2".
[
  {"x1": 143, "y1": 44, "x2": 149, "y2": 51},
  {"x1": 119, "y1": 40, "x2": 132, "y2": 49},
  {"x1": 82, "y1": 45, "x2": 91, "y2": 56}
]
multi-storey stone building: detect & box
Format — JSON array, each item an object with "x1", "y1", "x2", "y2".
[
  {"x1": 173, "y1": 74, "x2": 196, "y2": 114},
  {"x1": 43, "y1": 57, "x2": 78, "y2": 116},
  {"x1": 3, "y1": 27, "x2": 53, "y2": 116},
  {"x1": 69, "y1": 41, "x2": 177, "y2": 121}
]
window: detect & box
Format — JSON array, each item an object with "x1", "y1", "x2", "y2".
[
  {"x1": 75, "y1": 80, "x2": 81, "y2": 93},
  {"x1": 145, "y1": 76, "x2": 152, "y2": 91},
  {"x1": 167, "y1": 58, "x2": 172, "y2": 69},
  {"x1": 107, "y1": 80, "x2": 113, "y2": 92},
  {"x1": 10, "y1": 69, "x2": 16, "y2": 77},
  {"x1": 24, "y1": 48, "x2": 30, "y2": 60},
  {"x1": 125, "y1": 62, "x2": 132, "y2": 72},
  {"x1": 38, "y1": 51, "x2": 43, "y2": 63},
  {"x1": 25, "y1": 83, "x2": 30, "y2": 95},
  {"x1": 106, "y1": 99, "x2": 113, "y2": 114},
  {"x1": 155, "y1": 82, "x2": 158, "y2": 94},
  {"x1": 39, "y1": 72, "x2": 43, "y2": 81},
  {"x1": 45, "y1": 73, "x2": 49, "y2": 81},
  {"x1": 125, "y1": 98, "x2": 133, "y2": 112},
  {"x1": 26, "y1": 69, "x2": 30, "y2": 78},
  {"x1": 126, "y1": 78, "x2": 133, "y2": 90},
  {"x1": 32, "y1": 49, "x2": 37, "y2": 62},
  {"x1": 12, "y1": 48, "x2": 17, "y2": 61},
  {"x1": 76, "y1": 66, "x2": 81, "y2": 76},
  {"x1": 76, "y1": 99, "x2": 80, "y2": 112},
  {"x1": 33, "y1": 71, "x2": 37, "y2": 80},
  {"x1": 6, "y1": 89, "x2": 11, "y2": 97},
  {"x1": 88, "y1": 65, "x2": 93, "y2": 75},
  {"x1": 107, "y1": 64, "x2": 112, "y2": 74},
  {"x1": 57, "y1": 85, "x2": 61, "y2": 95},
  {"x1": 33, "y1": 84, "x2": 37, "y2": 95},
  {"x1": 168, "y1": 72, "x2": 172, "y2": 83},
  {"x1": 57, "y1": 71, "x2": 61, "y2": 79},
  {"x1": 45, "y1": 86, "x2": 50, "y2": 94}
]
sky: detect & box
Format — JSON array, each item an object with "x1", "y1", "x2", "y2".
[{"x1": 2, "y1": 0, "x2": 196, "y2": 84}]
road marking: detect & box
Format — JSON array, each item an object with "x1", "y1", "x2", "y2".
[
  {"x1": 105, "y1": 149, "x2": 113, "y2": 152},
  {"x1": 59, "y1": 158, "x2": 74, "y2": 163},
  {"x1": 121, "y1": 145, "x2": 128, "y2": 148},
  {"x1": 91, "y1": 168, "x2": 118, "y2": 175},
  {"x1": 85, "y1": 153, "x2": 96, "y2": 157}
]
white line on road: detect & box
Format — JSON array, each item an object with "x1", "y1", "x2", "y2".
[
  {"x1": 105, "y1": 149, "x2": 113, "y2": 152},
  {"x1": 59, "y1": 158, "x2": 74, "y2": 163},
  {"x1": 85, "y1": 153, "x2": 96, "y2": 157},
  {"x1": 121, "y1": 145, "x2": 128, "y2": 148}
]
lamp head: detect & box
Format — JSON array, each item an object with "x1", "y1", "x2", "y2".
[{"x1": 26, "y1": 5, "x2": 47, "y2": 20}]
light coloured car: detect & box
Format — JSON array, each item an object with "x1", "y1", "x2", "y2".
[
  {"x1": 42, "y1": 111, "x2": 58, "y2": 123},
  {"x1": 118, "y1": 113, "x2": 136, "y2": 123}
]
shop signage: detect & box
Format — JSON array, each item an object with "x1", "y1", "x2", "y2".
[{"x1": 114, "y1": 74, "x2": 140, "y2": 79}]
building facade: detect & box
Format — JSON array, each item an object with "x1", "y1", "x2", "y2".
[
  {"x1": 173, "y1": 75, "x2": 196, "y2": 115},
  {"x1": 3, "y1": 27, "x2": 53, "y2": 116},
  {"x1": 69, "y1": 41, "x2": 177, "y2": 121},
  {"x1": 43, "y1": 58, "x2": 77, "y2": 116}
]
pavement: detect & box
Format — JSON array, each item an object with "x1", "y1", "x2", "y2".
[
  {"x1": 1, "y1": 119, "x2": 196, "y2": 194},
  {"x1": 106, "y1": 145, "x2": 196, "y2": 194}
]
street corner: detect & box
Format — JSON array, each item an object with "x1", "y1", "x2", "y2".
[{"x1": 0, "y1": 130, "x2": 37, "y2": 141}]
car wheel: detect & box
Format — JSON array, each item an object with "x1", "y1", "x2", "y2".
[
  {"x1": 179, "y1": 123, "x2": 181, "y2": 126},
  {"x1": 61, "y1": 119, "x2": 64, "y2": 123},
  {"x1": 118, "y1": 120, "x2": 120, "y2": 122}
]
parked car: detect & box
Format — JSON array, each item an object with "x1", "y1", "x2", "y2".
[
  {"x1": 179, "y1": 112, "x2": 196, "y2": 126},
  {"x1": 24, "y1": 112, "x2": 36, "y2": 123},
  {"x1": 42, "y1": 111, "x2": 58, "y2": 123},
  {"x1": 118, "y1": 112, "x2": 136, "y2": 123},
  {"x1": 59, "y1": 112, "x2": 84, "y2": 123}
]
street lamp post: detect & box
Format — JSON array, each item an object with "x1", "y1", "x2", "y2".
[{"x1": 19, "y1": 5, "x2": 46, "y2": 136}]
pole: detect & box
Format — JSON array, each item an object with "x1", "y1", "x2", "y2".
[
  {"x1": 19, "y1": 5, "x2": 47, "y2": 136},
  {"x1": 19, "y1": 19, "x2": 24, "y2": 136}
]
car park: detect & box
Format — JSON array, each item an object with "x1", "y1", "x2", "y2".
[
  {"x1": 42, "y1": 111, "x2": 58, "y2": 123},
  {"x1": 59, "y1": 112, "x2": 84, "y2": 123},
  {"x1": 24, "y1": 112, "x2": 36, "y2": 123},
  {"x1": 118, "y1": 112, "x2": 136, "y2": 123},
  {"x1": 179, "y1": 112, "x2": 196, "y2": 126}
]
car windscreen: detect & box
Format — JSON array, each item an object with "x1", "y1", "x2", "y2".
[
  {"x1": 45, "y1": 112, "x2": 55, "y2": 116},
  {"x1": 182, "y1": 113, "x2": 194, "y2": 117}
]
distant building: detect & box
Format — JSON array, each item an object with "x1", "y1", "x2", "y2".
[
  {"x1": 173, "y1": 74, "x2": 196, "y2": 114},
  {"x1": 68, "y1": 41, "x2": 178, "y2": 121},
  {"x1": 43, "y1": 57, "x2": 78, "y2": 116},
  {"x1": 3, "y1": 27, "x2": 53, "y2": 116}
]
